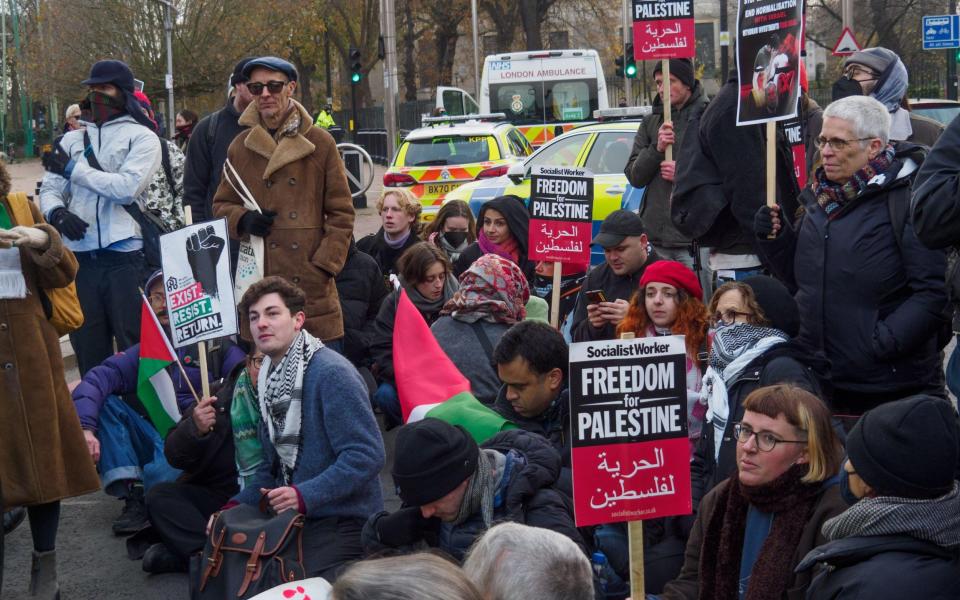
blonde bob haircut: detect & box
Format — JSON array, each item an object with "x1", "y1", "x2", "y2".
[
  {"x1": 742, "y1": 384, "x2": 843, "y2": 484},
  {"x1": 377, "y1": 187, "x2": 422, "y2": 221}
]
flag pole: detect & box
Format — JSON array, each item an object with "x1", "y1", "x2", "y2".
[{"x1": 139, "y1": 286, "x2": 201, "y2": 405}]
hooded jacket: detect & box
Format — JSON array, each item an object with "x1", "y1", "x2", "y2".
[{"x1": 454, "y1": 196, "x2": 534, "y2": 280}]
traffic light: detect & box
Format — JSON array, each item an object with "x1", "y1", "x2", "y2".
[
  {"x1": 349, "y1": 47, "x2": 362, "y2": 84},
  {"x1": 956, "y1": 48, "x2": 960, "y2": 63},
  {"x1": 615, "y1": 53, "x2": 626, "y2": 78},
  {"x1": 624, "y1": 43, "x2": 637, "y2": 79}
]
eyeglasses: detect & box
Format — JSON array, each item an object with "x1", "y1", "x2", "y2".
[
  {"x1": 842, "y1": 65, "x2": 878, "y2": 80},
  {"x1": 814, "y1": 137, "x2": 874, "y2": 151},
  {"x1": 148, "y1": 293, "x2": 166, "y2": 305},
  {"x1": 711, "y1": 308, "x2": 752, "y2": 326},
  {"x1": 733, "y1": 423, "x2": 807, "y2": 452},
  {"x1": 249, "y1": 356, "x2": 265, "y2": 368},
  {"x1": 247, "y1": 80, "x2": 288, "y2": 96}
]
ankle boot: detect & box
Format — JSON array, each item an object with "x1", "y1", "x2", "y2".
[{"x1": 29, "y1": 550, "x2": 60, "y2": 599}]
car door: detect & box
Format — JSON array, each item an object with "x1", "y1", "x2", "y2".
[{"x1": 437, "y1": 87, "x2": 480, "y2": 116}]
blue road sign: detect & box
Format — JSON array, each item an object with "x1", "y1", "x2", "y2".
[{"x1": 923, "y1": 15, "x2": 960, "y2": 50}]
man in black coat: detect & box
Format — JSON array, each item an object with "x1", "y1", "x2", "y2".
[{"x1": 335, "y1": 238, "x2": 389, "y2": 370}]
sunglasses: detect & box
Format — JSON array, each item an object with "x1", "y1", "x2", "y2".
[{"x1": 247, "y1": 80, "x2": 288, "y2": 95}]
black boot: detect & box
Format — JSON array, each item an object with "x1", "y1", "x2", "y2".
[
  {"x1": 112, "y1": 482, "x2": 148, "y2": 536},
  {"x1": 3, "y1": 507, "x2": 26, "y2": 534},
  {"x1": 142, "y1": 543, "x2": 188, "y2": 574}
]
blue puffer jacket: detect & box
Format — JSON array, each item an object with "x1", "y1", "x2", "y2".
[{"x1": 759, "y1": 144, "x2": 948, "y2": 396}]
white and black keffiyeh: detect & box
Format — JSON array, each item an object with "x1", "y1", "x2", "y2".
[{"x1": 257, "y1": 329, "x2": 324, "y2": 484}]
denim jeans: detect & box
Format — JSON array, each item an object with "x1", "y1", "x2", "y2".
[
  {"x1": 97, "y1": 395, "x2": 181, "y2": 497},
  {"x1": 373, "y1": 382, "x2": 401, "y2": 428}
]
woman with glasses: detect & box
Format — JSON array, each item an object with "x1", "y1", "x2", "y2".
[{"x1": 659, "y1": 384, "x2": 846, "y2": 600}]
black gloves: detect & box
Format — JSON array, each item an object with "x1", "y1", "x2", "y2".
[
  {"x1": 48, "y1": 207, "x2": 89, "y2": 241},
  {"x1": 374, "y1": 506, "x2": 437, "y2": 547},
  {"x1": 41, "y1": 144, "x2": 74, "y2": 179},
  {"x1": 753, "y1": 204, "x2": 785, "y2": 239},
  {"x1": 238, "y1": 210, "x2": 276, "y2": 237},
  {"x1": 186, "y1": 225, "x2": 226, "y2": 298}
]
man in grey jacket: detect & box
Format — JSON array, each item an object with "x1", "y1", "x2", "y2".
[{"x1": 40, "y1": 59, "x2": 161, "y2": 375}]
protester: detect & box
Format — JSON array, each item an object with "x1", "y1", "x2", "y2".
[
  {"x1": 183, "y1": 57, "x2": 254, "y2": 223},
  {"x1": 625, "y1": 58, "x2": 708, "y2": 268},
  {"x1": 463, "y1": 522, "x2": 594, "y2": 600},
  {"x1": 229, "y1": 349, "x2": 266, "y2": 487},
  {"x1": 357, "y1": 188, "x2": 422, "y2": 276},
  {"x1": 426, "y1": 199, "x2": 476, "y2": 264},
  {"x1": 692, "y1": 277, "x2": 828, "y2": 509},
  {"x1": 659, "y1": 385, "x2": 846, "y2": 600},
  {"x1": 71, "y1": 271, "x2": 245, "y2": 535},
  {"x1": 454, "y1": 195, "x2": 533, "y2": 281},
  {"x1": 834, "y1": 47, "x2": 944, "y2": 146},
  {"x1": 363, "y1": 419, "x2": 585, "y2": 562},
  {"x1": 0, "y1": 177, "x2": 99, "y2": 599},
  {"x1": 39, "y1": 59, "x2": 162, "y2": 375},
  {"x1": 213, "y1": 56, "x2": 355, "y2": 346},
  {"x1": 63, "y1": 104, "x2": 84, "y2": 133},
  {"x1": 798, "y1": 395, "x2": 960, "y2": 599},
  {"x1": 335, "y1": 238, "x2": 389, "y2": 372},
  {"x1": 570, "y1": 209, "x2": 660, "y2": 342},
  {"x1": 370, "y1": 242, "x2": 458, "y2": 427},
  {"x1": 530, "y1": 261, "x2": 588, "y2": 337},
  {"x1": 174, "y1": 109, "x2": 198, "y2": 152},
  {"x1": 755, "y1": 95, "x2": 947, "y2": 417},
  {"x1": 432, "y1": 254, "x2": 529, "y2": 404},
  {"x1": 226, "y1": 276, "x2": 385, "y2": 581},
  {"x1": 331, "y1": 553, "x2": 482, "y2": 600}
]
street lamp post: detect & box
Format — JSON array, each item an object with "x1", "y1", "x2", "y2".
[{"x1": 153, "y1": 0, "x2": 176, "y2": 138}]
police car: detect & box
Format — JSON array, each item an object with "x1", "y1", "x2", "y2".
[
  {"x1": 443, "y1": 107, "x2": 649, "y2": 264},
  {"x1": 383, "y1": 114, "x2": 534, "y2": 220}
]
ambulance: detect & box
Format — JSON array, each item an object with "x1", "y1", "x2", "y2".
[{"x1": 438, "y1": 49, "x2": 609, "y2": 148}]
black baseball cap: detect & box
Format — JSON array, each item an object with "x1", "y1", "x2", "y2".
[{"x1": 591, "y1": 210, "x2": 646, "y2": 248}]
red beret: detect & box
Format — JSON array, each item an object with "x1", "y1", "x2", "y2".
[{"x1": 639, "y1": 260, "x2": 703, "y2": 301}]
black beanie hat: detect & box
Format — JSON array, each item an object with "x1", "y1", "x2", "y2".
[
  {"x1": 392, "y1": 418, "x2": 479, "y2": 506},
  {"x1": 653, "y1": 58, "x2": 696, "y2": 92},
  {"x1": 847, "y1": 395, "x2": 959, "y2": 499},
  {"x1": 743, "y1": 275, "x2": 800, "y2": 338}
]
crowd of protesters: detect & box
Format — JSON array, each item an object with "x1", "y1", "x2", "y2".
[{"x1": 2, "y1": 45, "x2": 960, "y2": 600}]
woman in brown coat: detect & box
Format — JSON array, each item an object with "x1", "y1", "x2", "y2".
[{"x1": 0, "y1": 169, "x2": 99, "y2": 598}]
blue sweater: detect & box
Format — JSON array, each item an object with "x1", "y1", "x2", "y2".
[{"x1": 232, "y1": 347, "x2": 385, "y2": 520}]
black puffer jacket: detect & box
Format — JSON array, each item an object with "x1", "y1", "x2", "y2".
[
  {"x1": 759, "y1": 143, "x2": 948, "y2": 397},
  {"x1": 335, "y1": 239, "x2": 389, "y2": 367},
  {"x1": 799, "y1": 535, "x2": 960, "y2": 599},
  {"x1": 357, "y1": 227, "x2": 421, "y2": 276},
  {"x1": 493, "y1": 387, "x2": 572, "y2": 494}
]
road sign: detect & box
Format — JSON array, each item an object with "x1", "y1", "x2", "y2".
[
  {"x1": 832, "y1": 27, "x2": 861, "y2": 56},
  {"x1": 923, "y1": 15, "x2": 960, "y2": 50}
]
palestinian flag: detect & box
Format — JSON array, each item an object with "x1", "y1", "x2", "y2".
[
  {"x1": 137, "y1": 294, "x2": 180, "y2": 436},
  {"x1": 393, "y1": 288, "x2": 515, "y2": 443}
]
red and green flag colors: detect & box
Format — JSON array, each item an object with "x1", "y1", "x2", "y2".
[
  {"x1": 393, "y1": 288, "x2": 515, "y2": 444},
  {"x1": 137, "y1": 294, "x2": 181, "y2": 436}
]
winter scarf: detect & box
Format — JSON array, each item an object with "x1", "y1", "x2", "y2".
[
  {"x1": 383, "y1": 227, "x2": 413, "y2": 250},
  {"x1": 477, "y1": 195, "x2": 530, "y2": 259},
  {"x1": 257, "y1": 330, "x2": 324, "y2": 484},
  {"x1": 452, "y1": 448, "x2": 504, "y2": 527},
  {"x1": 401, "y1": 274, "x2": 459, "y2": 324},
  {"x1": 432, "y1": 231, "x2": 469, "y2": 264},
  {"x1": 702, "y1": 323, "x2": 788, "y2": 460},
  {"x1": 478, "y1": 229, "x2": 520, "y2": 264},
  {"x1": 443, "y1": 254, "x2": 529, "y2": 324},
  {"x1": 699, "y1": 465, "x2": 823, "y2": 600},
  {"x1": 814, "y1": 145, "x2": 895, "y2": 217},
  {"x1": 822, "y1": 483, "x2": 960, "y2": 549},
  {"x1": 0, "y1": 204, "x2": 25, "y2": 299},
  {"x1": 230, "y1": 368, "x2": 264, "y2": 488}
]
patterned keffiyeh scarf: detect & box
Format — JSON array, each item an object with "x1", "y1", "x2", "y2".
[
  {"x1": 814, "y1": 144, "x2": 895, "y2": 218},
  {"x1": 257, "y1": 330, "x2": 324, "y2": 484},
  {"x1": 442, "y1": 254, "x2": 529, "y2": 324}
]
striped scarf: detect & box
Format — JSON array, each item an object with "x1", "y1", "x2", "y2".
[{"x1": 814, "y1": 144, "x2": 895, "y2": 218}]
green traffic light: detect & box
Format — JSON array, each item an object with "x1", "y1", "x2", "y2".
[
  {"x1": 625, "y1": 64, "x2": 637, "y2": 78},
  {"x1": 351, "y1": 72, "x2": 362, "y2": 84}
]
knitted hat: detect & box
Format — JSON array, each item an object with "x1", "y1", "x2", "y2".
[
  {"x1": 743, "y1": 275, "x2": 800, "y2": 338},
  {"x1": 392, "y1": 419, "x2": 479, "y2": 506},
  {"x1": 847, "y1": 395, "x2": 959, "y2": 499},
  {"x1": 82, "y1": 59, "x2": 135, "y2": 92},
  {"x1": 843, "y1": 47, "x2": 899, "y2": 76},
  {"x1": 640, "y1": 260, "x2": 703, "y2": 301},
  {"x1": 653, "y1": 58, "x2": 695, "y2": 91},
  {"x1": 242, "y1": 56, "x2": 299, "y2": 82}
]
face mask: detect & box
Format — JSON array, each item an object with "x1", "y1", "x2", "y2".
[
  {"x1": 441, "y1": 231, "x2": 468, "y2": 248},
  {"x1": 839, "y1": 469, "x2": 861, "y2": 506},
  {"x1": 86, "y1": 90, "x2": 125, "y2": 125},
  {"x1": 831, "y1": 76, "x2": 863, "y2": 102}
]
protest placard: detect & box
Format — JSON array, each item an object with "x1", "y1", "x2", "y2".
[
  {"x1": 528, "y1": 165, "x2": 593, "y2": 266},
  {"x1": 632, "y1": 0, "x2": 696, "y2": 60},
  {"x1": 569, "y1": 335, "x2": 692, "y2": 528}
]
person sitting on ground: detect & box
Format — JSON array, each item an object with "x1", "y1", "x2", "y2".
[
  {"x1": 370, "y1": 242, "x2": 458, "y2": 428},
  {"x1": 570, "y1": 209, "x2": 661, "y2": 342},
  {"x1": 71, "y1": 270, "x2": 245, "y2": 536},
  {"x1": 658, "y1": 384, "x2": 846, "y2": 600},
  {"x1": 357, "y1": 188, "x2": 422, "y2": 277},
  {"x1": 228, "y1": 348, "x2": 265, "y2": 488},
  {"x1": 530, "y1": 260, "x2": 589, "y2": 338},
  {"x1": 223, "y1": 276, "x2": 385, "y2": 581},
  {"x1": 363, "y1": 419, "x2": 586, "y2": 562},
  {"x1": 463, "y1": 522, "x2": 594, "y2": 600},
  {"x1": 798, "y1": 395, "x2": 960, "y2": 599},
  {"x1": 335, "y1": 237, "x2": 389, "y2": 373},
  {"x1": 454, "y1": 195, "x2": 534, "y2": 281},
  {"x1": 426, "y1": 199, "x2": 476, "y2": 264},
  {"x1": 331, "y1": 553, "x2": 482, "y2": 600},
  {"x1": 431, "y1": 254, "x2": 529, "y2": 405}
]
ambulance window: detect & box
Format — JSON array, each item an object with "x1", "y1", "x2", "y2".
[
  {"x1": 527, "y1": 133, "x2": 588, "y2": 168},
  {"x1": 584, "y1": 132, "x2": 634, "y2": 174},
  {"x1": 490, "y1": 83, "x2": 543, "y2": 124},
  {"x1": 544, "y1": 80, "x2": 597, "y2": 123}
]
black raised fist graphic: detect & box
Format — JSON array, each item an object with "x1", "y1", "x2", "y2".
[{"x1": 186, "y1": 225, "x2": 226, "y2": 298}]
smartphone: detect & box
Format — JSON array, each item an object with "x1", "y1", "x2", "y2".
[{"x1": 585, "y1": 289, "x2": 608, "y2": 304}]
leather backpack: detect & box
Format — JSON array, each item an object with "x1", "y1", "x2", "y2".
[{"x1": 194, "y1": 499, "x2": 306, "y2": 599}]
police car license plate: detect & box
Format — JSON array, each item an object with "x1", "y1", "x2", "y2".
[{"x1": 425, "y1": 183, "x2": 456, "y2": 196}]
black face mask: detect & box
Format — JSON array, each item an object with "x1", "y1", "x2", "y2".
[
  {"x1": 831, "y1": 76, "x2": 863, "y2": 102},
  {"x1": 441, "y1": 231, "x2": 468, "y2": 248}
]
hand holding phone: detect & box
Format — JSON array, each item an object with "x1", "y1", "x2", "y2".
[{"x1": 585, "y1": 289, "x2": 608, "y2": 304}]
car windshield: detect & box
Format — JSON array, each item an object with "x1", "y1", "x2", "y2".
[
  {"x1": 403, "y1": 136, "x2": 491, "y2": 166},
  {"x1": 912, "y1": 105, "x2": 960, "y2": 126}
]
